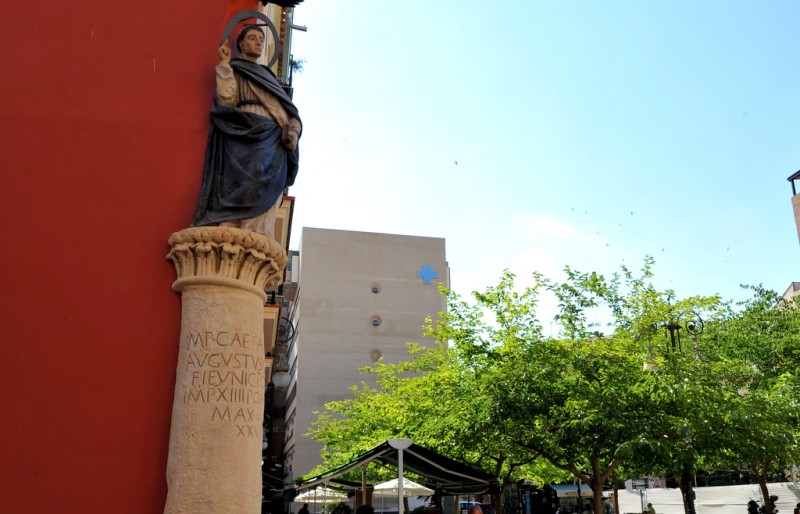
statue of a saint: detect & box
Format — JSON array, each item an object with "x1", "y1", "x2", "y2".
[{"x1": 191, "y1": 25, "x2": 302, "y2": 239}]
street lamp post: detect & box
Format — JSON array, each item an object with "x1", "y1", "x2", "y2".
[
  {"x1": 388, "y1": 438, "x2": 413, "y2": 514},
  {"x1": 660, "y1": 313, "x2": 703, "y2": 514}
]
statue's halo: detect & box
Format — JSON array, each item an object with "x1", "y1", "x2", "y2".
[{"x1": 220, "y1": 10, "x2": 281, "y2": 68}]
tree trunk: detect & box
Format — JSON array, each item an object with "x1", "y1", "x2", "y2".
[
  {"x1": 677, "y1": 481, "x2": 688, "y2": 514},
  {"x1": 677, "y1": 462, "x2": 696, "y2": 514},
  {"x1": 757, "y1": 476, "x2": 772, "y2": 514},
  {"x1": 591, "y1": 481, "x2": 605, "y2": 514}
]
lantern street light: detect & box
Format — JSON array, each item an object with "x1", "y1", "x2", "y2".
[{"x1": 658, "y1": 311, "x2": 704, "y2": 514}]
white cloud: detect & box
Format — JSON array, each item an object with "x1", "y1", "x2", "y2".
[{"x1": 522, "y1": 213, "x2": 578, "y2": 238}]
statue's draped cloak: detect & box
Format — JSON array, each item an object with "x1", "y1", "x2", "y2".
[{"x1": 192, "y1": 58, "x2": 300, "y2": 227}]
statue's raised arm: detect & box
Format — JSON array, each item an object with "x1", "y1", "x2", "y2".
[{"x1": 217, "y1": 40, "x2": 231, "y2": 63}]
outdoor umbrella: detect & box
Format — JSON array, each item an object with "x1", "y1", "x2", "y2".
[
  {"x1": 295, "y1": 486, "x2": 348, "y2": 503},
  {"x1": 372, "y1": 478, "x2": 434, "y2": 498},
  {"x1": 373, "y1": 478, "x2": 434, "y2": 514}
]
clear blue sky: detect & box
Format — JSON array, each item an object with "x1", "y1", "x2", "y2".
[{"x1": 286, "y1": 0, "x2": 800, "y2": 307}]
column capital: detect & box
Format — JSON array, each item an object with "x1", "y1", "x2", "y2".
[{"x1": 167, "y1": 226, "x2": 287, "y2": 296}]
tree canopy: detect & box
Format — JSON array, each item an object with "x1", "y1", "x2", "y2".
[{"x1": 306, "y1": 260, "x2": 800, "y2": 514}]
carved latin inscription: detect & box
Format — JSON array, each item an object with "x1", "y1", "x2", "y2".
[{"x1": 183, "y1": 331, "x2": 264, "y2": 437}]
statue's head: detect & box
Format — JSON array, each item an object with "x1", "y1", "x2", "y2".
[{"x1": 236, "y1": 25, "x2": 265, "y2": 55}]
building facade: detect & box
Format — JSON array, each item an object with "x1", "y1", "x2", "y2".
[
  {"x1": 274, "y1": 227, "x2": 449, "y2": 483},
  {"x1": 2, "y1": 0, "x2": 302, "y2": 512}
]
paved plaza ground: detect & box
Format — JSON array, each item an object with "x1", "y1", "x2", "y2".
[{"x1": 613, "y1": 482, "x2": 800, "y2": 513}]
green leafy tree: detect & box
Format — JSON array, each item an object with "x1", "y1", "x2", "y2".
[
  {"x1": 310, "y1": 261, "x2": 661, "y2": 514},
  {"x1": 490, "y1": 261, "x2": 720, "y2": 514},
  {"x1": 621, "y1": 285, "x2": 800, "y2": 514},
  {"x1": 308, "y1": 261, "x2": 800, "y2": 514},
  {"x1": 307, "y1": 276, "x2": 567, "y2": 512},
  {"x1": 702, "y1": 287, "x2": 800, "y2": 514}
]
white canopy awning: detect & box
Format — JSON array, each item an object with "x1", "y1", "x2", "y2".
[
  {"x1": 373, "y1": 478, "x2": 434, "y2": 498},
  {"x1": 294, "y1": 486, "x2": 347, "y2": 503}
]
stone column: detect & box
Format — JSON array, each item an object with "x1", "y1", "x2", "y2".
[{"x1": 164, "y1": 226, "x2": 287, "y2": 514}]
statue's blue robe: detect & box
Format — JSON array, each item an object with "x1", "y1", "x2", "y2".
[{"x1": 192, "y1": 58, "x2": 300, "y2": 227}]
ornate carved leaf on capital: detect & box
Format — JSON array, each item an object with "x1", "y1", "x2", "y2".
[{"x1": 167, "y1": 227, "x2": 287, "y2": 292}]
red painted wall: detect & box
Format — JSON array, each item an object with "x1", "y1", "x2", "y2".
[{"x1": 0, "y1": 0, "x2": 255, "y2": 511}]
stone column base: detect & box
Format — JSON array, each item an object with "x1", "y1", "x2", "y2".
[{"x1": 164, "y1": 227, "x2": 287, "y2": 514}]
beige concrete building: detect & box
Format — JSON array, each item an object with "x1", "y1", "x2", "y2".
[
  {"x1": 786, "y1": 172, "x2": 800, "y2": 302},
  {"x1": 783, "y1": 282, "x2": 800, "y2": 302},
  {"x1": 279, "y1": 227, "x2": 449, "y2": 481},
  {"x1": 788, "y1": 170, "x2": 800, "y2": 246}
]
